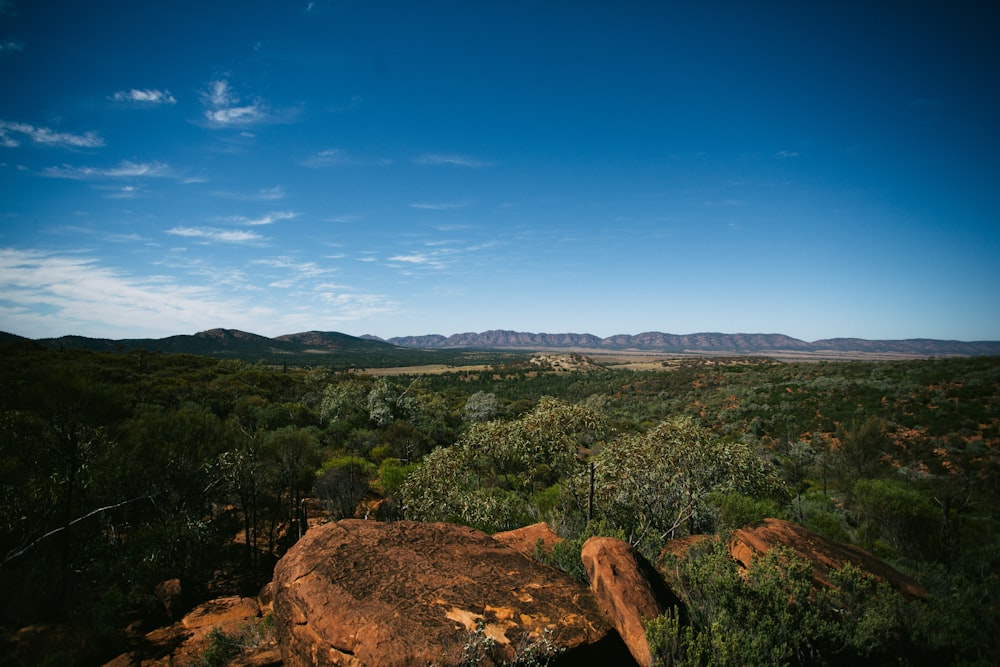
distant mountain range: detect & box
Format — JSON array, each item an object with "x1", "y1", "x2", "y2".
[
  {"x1": 376, "y1": 330, "x2": 1000, "y2": 357},
  {"x1": 2, "y1": 328, "x2": 998, "y2": 363}
]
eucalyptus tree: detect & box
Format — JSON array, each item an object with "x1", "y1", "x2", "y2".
[
  {"x1": 402, "y1": 397, "x2": 610, "y2": 533},
  {"x1": 589, "y1": 418, "x2": 782, "y2": 552}
]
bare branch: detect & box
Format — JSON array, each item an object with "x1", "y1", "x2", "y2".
[{"x1": 2, "y1": 496, "x2": 150, "y2": 567}]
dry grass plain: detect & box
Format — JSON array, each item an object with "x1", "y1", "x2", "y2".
[{"x1": 360, "y1": 347, "x2": 934, "y2": 376}]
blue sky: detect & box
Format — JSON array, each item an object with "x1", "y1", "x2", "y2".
[{"x1": 1, "y1": 1, "x2": 998, "y2": 342}]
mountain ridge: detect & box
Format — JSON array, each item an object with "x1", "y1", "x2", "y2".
[
  {"x1": 3, "y1": 328, "x2": 998, "y2": 360},
  {"x1": 379, "y1": 329, "x2": 1000, "y2": 356}
]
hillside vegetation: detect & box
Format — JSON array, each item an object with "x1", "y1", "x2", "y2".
[{"x1": 0, "y1": 343, "x2": 997, "y2": 664}]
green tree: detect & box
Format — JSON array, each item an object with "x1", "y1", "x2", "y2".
[
  {"x1": 851, "y1": 477, "x2": 938, "y2": 558},
  {"x1": 318, "y1": 377, "x2": 370, "y2": 430},
  {"x1": 315, "y1": 455, "x2": 377, "y2": 519},
  {"x1": 367, "y1": 377, "x2": 417, "y2": 427},
  {"x1": 402, "y1": 398, "x2": 608, "y2": 533},
  {"x1": 590, "y1": 418, "x2": 781, "y2": 551},
  {"x1": 262, "y1": 426, "x2": 321, "y2": 539},
  {"x1": 463, "y1": 391, "x2": 500, "y2": 422},
  {"x1": 836, "y1": 415, "x2": 888, "y2": 479}
]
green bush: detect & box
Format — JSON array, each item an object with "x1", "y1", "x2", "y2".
[
  {"x1": 536, "y1": 519, "x2": 627, "y2": 582},
  {"x1": 650, "y1": 539, "x2": 934, "y2": 666}
]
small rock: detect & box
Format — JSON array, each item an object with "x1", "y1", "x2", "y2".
[{"x1": 492, "y1": 522, "x2": 563, "y2": 559}]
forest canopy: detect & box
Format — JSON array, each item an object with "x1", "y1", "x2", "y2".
[{"x1": 1, "y1": 343, "x2": 997, "y2": 665}]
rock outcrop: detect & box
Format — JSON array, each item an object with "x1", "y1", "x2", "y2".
[
  {"x1": 271, "y1": 519, "x2": 630, "y2": 666},
  {"x1": 492, "y1": 521, "x2": 563, "y2": 559},
  {"x1": 581, "y1": 537, "x2": 684, "y2": 667},
  {"x1": 103, "y1": 594, "x2": 277, "y2": 666},
  {"x1": 730, "y1": 518, "x2": 927, "y2": 599}
]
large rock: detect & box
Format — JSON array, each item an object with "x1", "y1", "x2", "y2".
[
  {"x1": 582, "y1": 537, "x2": 684, "y2": 667},
  {"x1": 272, "y1": 519, "x2": 629, "y2": 666},
  {"x1": 730, "y1": 518, "x2": 927, "y2": 599}
]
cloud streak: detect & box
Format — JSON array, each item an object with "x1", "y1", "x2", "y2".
[
  {"x1": 0, "y1": 247, "x2": 270, "y2": 339},
  {"x1": 212, "y1": 185, "x2": 286, "y2": 201},
  {"x1": 0, "y1": 120, "x2": 104, "y2": 149},
  {"x1": 410, "y1": 201, "x2": 466, "y2": 210},
  {"x1": 200, "y1": 78, "x2": 270, "y2": 126},
  {"x1": 111, "y1": 88, "x2": 177, "y2": 105},
  {"x1": 220, "y1": 211, "x2": 298, "y2": 226},
  {"x1": 414, "y1": 153, "x2": 492, "y2": 168},
  {"x1": 166, "y1": 226, "x2": 264, "y2": 243},
  {"x1": 0, "y1": 246, "x2": 402, "y2": 338},
  {"x1": 41, "y1": 160, "x2": 171, "y2": 179}
]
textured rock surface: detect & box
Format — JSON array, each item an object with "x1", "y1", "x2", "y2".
[
  {"x1": 272, "y1": 519, "x2": 627, "y2": 666},
  {"x1": 492, "y1": 521, "x2": 563, "y2": 559},
  {"x1": 730, "y1": 518, "x2": 927, "y2": 599},
  {"x1": 102, "y1": 595, "x2": 275, "y2": 666},
  {"x1": 582, "y1": 537, "x2": 683, "y2": 667}
]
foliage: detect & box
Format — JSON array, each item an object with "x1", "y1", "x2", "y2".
[
  {"x1": 650, "y1": 540, "x2": 931, "y2": 666},
  {"x1": 198, "y1": 614, "x2": 275, "y2": 666},
  {"x1": 463, "y1": 390, "x2": 501, "y2": 422},
  {"x1": 536, "y1": 518, "x2": 627, "y2": 583},
  {"x1": 587, "y1": 418, "x2": 783, "y2": 552},
  {"x1": 1, "y1": 342, "x2": 998, "y2": 663},
  {"x1": 402, "y1": 398, "x2": 609, "y2": 533},
  {"x1": 457, "y1": 618, "x2": 563, "y2": 667},
  {"x1": 316, "y1": 455, "x2": 376, "y2": 519}
]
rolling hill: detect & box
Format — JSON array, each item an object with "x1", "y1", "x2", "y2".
[{"x1": 2, "y1": 328, "x2": 997, "y2": 364}]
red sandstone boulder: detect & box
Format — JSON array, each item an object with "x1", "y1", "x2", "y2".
[
  {"x1": 103, "y1": 595, "x2": 275, "y2": 666},
  {"x1": 582, "y1": 537, "x2": 684, "y2": 667},
  {"x1": 272, "y1": 519, "x2": 630, "y2": 666},
  {"x1": 730, "y1": 518, "x2": 927, "y2": 599},
  {"x1": 493, "y1": 521, "x2": 563, "y2": 559}
]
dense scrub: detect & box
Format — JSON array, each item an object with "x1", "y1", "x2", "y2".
[{"x1": 1, "y1": 343, "x2": 997, "y2": 664}]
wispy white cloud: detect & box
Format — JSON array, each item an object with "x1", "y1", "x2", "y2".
[
  {"x1": 0, "y1": 40, "x2": 23, "y2": 52},
  {"x1": 385, "y1": 236, "x2": 496, "y2": 275},
  {"x1": 200, "y1": 78, "x2": 272, "y2": 126},
  {"x1": 414, "y1": 153, "x2": 492, "y2": 168},
  {"x1": 202, "y1": 78, "x2": 237, "y2": 108},
  {"x1": 410, "y1": 201, "x2": 466, "y2": 210},
  {"x1": 302, "y1": 148, "x2": 390, "y2": 168},
  {"x1": 311, "y1": 289, "x2": 396, "y2": 320},
  {"x1": 388, "y1": 250, "x2": 456, "y2": 272},
  {"x1": 0, "y1": 247, "x2": 272, "y2": 339},
  {"x1": 390, "y1": 253, "x2": 437, "y2": 265},
  {"x1": 206, "y1": 106, "x2": 268, "y2": 125},
  {"x1": 303, "y1": 148, "x2": 351, "y2": 167},
  {"x1": 0, "y1": 120, "x2": 104, "y2": 149},
  {"x1": 775, "y1": 150, "x2": 799, "y2": 159},
  {"x1": 111, "y1": 88, "x2": 177, "y2": 105},
  {"x1": 41, "y1": 160, "x2": 171, "y2": 179},
  {"x1": 219, "y1": 211, "x2": 298, "y2": 226},
  {"x1": 212, "y1": 185, "x2": 286, "y2": 201},
  {"x1": 254, "y1": 256, "x2": 332, "y2": 281},
  {"x1": 166, "y1": 226, "x2": 263, "y2": 243},
  {"x1": 97, "y1": 184, "x2": 146, "y2": 199}
]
